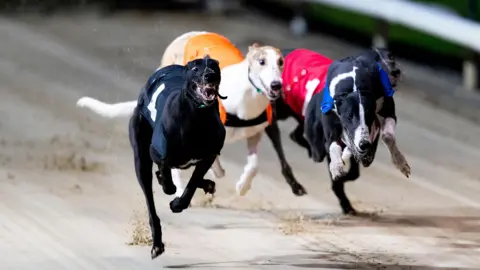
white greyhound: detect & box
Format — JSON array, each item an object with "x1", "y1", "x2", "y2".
[{"x1": 77, "y1": 31, "x2": 306, "y2": 197}]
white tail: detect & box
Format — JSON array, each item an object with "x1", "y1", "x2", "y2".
[{"x1": 76, "y1": 97, "x2": 137, "y2": 118}]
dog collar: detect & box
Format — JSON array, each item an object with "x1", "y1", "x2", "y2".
[
  {"x1": 377, "y1": 63, "x2": 395, "y2": 97},
  {"x1": 247, "y1": 67, "x2": 264, "y2": 94},
  {"x1": 321, "y1": 76, "x2": 335, "y2": 114}
]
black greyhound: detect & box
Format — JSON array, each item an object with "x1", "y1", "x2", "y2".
[
  {"x1": 266, "y1": 48, "x2": 409, "y2": 214},
  {"x1": 129, "y1": 55, "x2": 226, "y2": 259}
]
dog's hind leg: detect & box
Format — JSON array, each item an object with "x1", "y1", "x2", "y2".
[
  {"x1": 381, "y1": 117, "x2": 411, "y2": 178},
  {"x1": 328, "y1": 153, "x2": 360, "y2": 215},
  {"x1": 209, "y1": 156, "x2": 226, "y2": 179},
  {"x1": 170, "y1": 155, "x2": 217, "y2": 213},
  {"x1": 290, "y1": 123, "x2": 312, "y2": 157},
  {"x1": 265, "y1": 121, "x2": 307, "y2": 196},
  {"x1": 236, "y1": 132, "x2": 263, "y2": 196},
  {"x1": 129, "y1": 108, "x2": 164, "y2": 259}
]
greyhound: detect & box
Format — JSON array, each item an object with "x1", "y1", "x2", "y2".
[
  {"x1": 77, "y1": 31, "x2": 307, "y2": 198},
  {"x1": 302, "y1": 50, "x2": 410, "y2": 214},
  {"x1": 82, "y1": 56, "x2": 225, "y2": 259}
]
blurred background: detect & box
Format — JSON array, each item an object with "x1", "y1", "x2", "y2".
[{"x1": 1, "y1": 0, "x2": 480, "y2": 269}]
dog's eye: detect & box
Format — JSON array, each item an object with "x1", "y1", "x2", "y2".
[
  {"x1": 278, "y1": 58, "x2": 284, "y2": 67},
  {"x1": 191, "y1": 66, "x2": 199, "y2": 72},
  {"x1": 259, "y1": 59, "x2": 265, "y2": 66}
]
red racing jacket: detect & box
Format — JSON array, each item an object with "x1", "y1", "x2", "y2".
[{"x1": 282, "y1": 48, "x2": 333, "y2": 118}]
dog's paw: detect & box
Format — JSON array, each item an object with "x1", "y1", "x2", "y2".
[
  {"x1": 151, "y1": 242, "x2": 165, "y2": 260},
  {"x1": 329, "y1": 161, "x2": 346, "y2": 181},
  {"x1": 291, "y1": 182, "x2": 307, "y2": 196},
  {"x1": 155, "y1": 171, "x2": 176, "y2": 195},
  {"x1": 169, "y1": 197, "x2": 188, "y2": 213},
  {"x1": 391, "y1": 151, "x2": 411, "y2": 178},
  {"x1": 236, "y1": 180, "x2": 251, "y2": 196},
  {"x1": 311, "y1": 150, "x2": 325, "y2": 163},
  {"x1": 198, "y1": 179, "x2": 216, "y2": 195}
]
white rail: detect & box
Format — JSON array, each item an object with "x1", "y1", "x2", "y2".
[{"x1": 303, "y1": 0, "x2": 480, "y2": 90}]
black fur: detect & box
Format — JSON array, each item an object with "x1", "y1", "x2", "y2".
[
  {"x1": 129, "y1": 56, "x2": 225, "y2": 259},
  {"x1": 269, "y1": 48, "x2": 400, "y2": 215}
]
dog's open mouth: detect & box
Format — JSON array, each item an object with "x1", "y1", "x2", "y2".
[{"x1": 197, "y1": 83, "x2": 219, "y2": 103}]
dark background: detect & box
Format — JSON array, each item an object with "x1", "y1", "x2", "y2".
[{"x1": 3, "y1": 0, "x2": 477, "y2": 75}]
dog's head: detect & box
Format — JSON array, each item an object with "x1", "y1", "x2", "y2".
[
  {"x1": 246, "y1": 43, "x2": 284, "y2": 100},
  {"x1": 333, "y1": 66, "x2": 377, "y2": 160},
  {"x1": 185, "y1": 55, "x2": 223, "y2": 107}
]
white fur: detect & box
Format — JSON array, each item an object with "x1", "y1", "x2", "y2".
[
  {"x1": 328, "y1": 66, "x2": 358, "y2": 99},
  {"x1": 329, "y1": 66, "x2": 370, "y2": 150},
  {"x1": 249, "y1": 49, "x2": 283, "y2": 96},
  {"x1": 302, "y1": 78, "x2": 320, "y2": 116},
  {"x1": 147, "y1": 83, "x2": 165, "y2": 121},
  {"x1": 236, "y1": 154, "x2": 259, "y2": 196},
  {"x1": 341, "y1": 147, "x2": 352, "y2": 172},
  {"x1": 329, "y1": 142, "x2": 345, "y2": 180},
  {"x1": 171, "y1": 169, "x2": 184, "y2": 197},
  {"x1": 219, "y1": 61, "x2": 272, "y2": 144},
  {"x1": 76, "y1": 97, "x2": 136, "y2": 118}
]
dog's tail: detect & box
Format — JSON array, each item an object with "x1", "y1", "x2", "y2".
[{"x1": 76, "y1": 97, "x2": 137, "y2": 118}]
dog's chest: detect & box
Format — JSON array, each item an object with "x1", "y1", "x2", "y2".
[{"x1": 165, "y1": 118, "x2": 225, "y2": 167}]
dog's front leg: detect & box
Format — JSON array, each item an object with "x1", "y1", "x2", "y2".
[
  {"x1": 341, "y1": 147, "x2": 352, "y2": 172},
  {"x1": 328, "y1": 141, "x2": 347, "y2": 181},
  {"x1": 236, "y1": 132, "x2": 262, "y2": 196},
  {"x1": 151, "y1": 152, "x2": 177, "y2": 196},
  {"x1": 381, "y1": 117, "x2": 411, "y2": 178},
  {"x1": 169, "y1": 155, "x2": 217, "y2": 213}
]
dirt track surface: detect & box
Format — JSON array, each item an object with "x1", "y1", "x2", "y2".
[{"x1": 0, "y1": 11, "x2": 480, "y2": 269}]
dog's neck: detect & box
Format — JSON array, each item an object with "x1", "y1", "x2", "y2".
[{"x1": 218, "y1": 59, "x2": 269, "y2": 120}]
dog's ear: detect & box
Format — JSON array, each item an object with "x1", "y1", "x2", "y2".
[
  {"x1": 203, "y1": 54, "x2": 220, "y2": 67},
  {"x1": 248, "y1": 43, "x2": 260, "y2": 52}
]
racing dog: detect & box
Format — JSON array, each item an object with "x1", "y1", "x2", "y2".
[
  {"x1": 266, "y1": 47, "x2": 410, "y2": 214},
  {"x1": 80, "y1": 55, "x2": 225, "y2": 259},
  {"x1": 303, "y1": 52, "x2": 411, "y2": 215}
]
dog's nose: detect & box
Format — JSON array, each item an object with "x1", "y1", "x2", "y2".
[
  {"x1": 204, "y1": 72, "x2": 218, "y2": 83},
  {"x1": 358, "y1": 140, "x2": 371, "y2": 152},
  {"x1": 270, "y1": 81, "x2": 282, "y2": 91}
]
